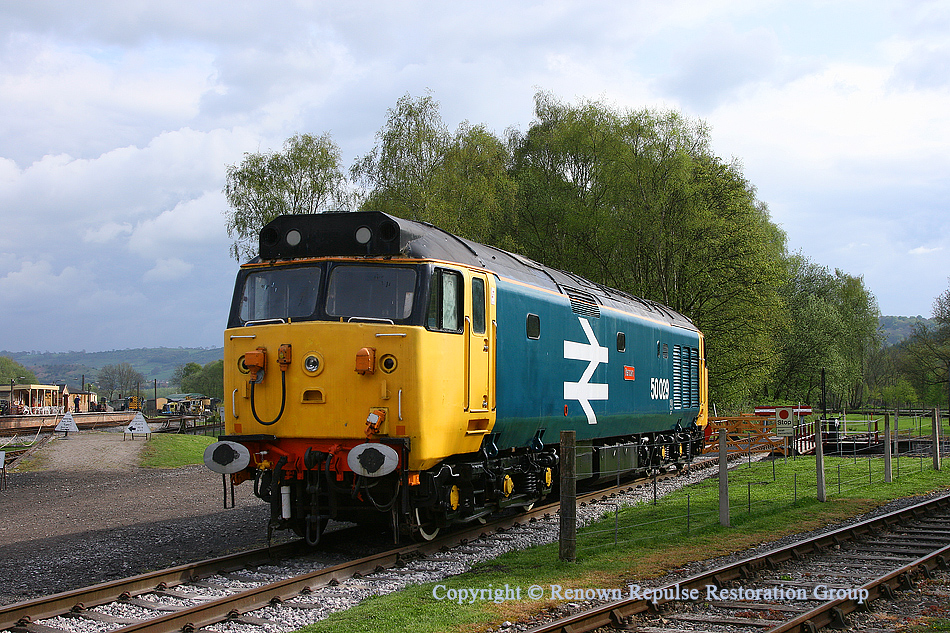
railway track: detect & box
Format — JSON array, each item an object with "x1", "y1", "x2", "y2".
[
  {"x1": 526, "y1": 491, "x2": 950, "y2": 633},
  {"x1": 0, "y1": 461, "x2": 715, "y2": 633}
]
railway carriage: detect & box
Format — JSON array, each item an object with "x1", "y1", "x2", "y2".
[{"x1": 205, "y1": 211, "x2": 707, "y2": 543}]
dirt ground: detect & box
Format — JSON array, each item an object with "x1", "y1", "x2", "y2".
[{"x1": 0, "y1": 429, "x2": 277, "y2": 604}]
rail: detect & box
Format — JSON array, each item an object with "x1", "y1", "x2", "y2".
[{"x1": 525, "y1": 492, "x2": 950, "y2": 633}]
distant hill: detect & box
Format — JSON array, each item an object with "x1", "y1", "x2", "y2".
[
  {"x1": 879, "y1": 315, "x2": 935, "y2": 346},
  {"x1": 0, "y1": 347, "x2": 224, "y2": 389},
  {"x1": 0, "y1": 318, "x2": 934, "y2": 387}
]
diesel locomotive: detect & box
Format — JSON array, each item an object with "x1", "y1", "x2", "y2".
[{"x1": 204, "y1": 212, "x2": 707, "y2": 543}]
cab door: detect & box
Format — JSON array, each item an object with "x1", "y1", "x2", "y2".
[{"x1": 466, "y1": 272, "x2": 494, "y2": 413}]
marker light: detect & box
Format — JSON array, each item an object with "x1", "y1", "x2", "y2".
[{"x1": 355, "y1": 226, "x2": 373, "y2": 244}]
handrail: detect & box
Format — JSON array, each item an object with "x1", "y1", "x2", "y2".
[
  {"x1": 347, "y1": 316, "x2": 395, "y2": 324},
  {"x1": 244, "y1": 318, "x2": 285, "y2": 326},
  {"x1": 463, "y1": 316, "x2": 471, "y2": 412}
]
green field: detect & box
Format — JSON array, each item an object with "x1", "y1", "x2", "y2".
[
  {"x1": 140, "y1": 433, "x2": 216, "y2": 468},
  {"x1": 300, "y1": 454, "x2": 950, "y2": 633}
]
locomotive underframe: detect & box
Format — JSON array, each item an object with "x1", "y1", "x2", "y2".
[{"x1": 229, "y1": 423, "x2": 704, "y2": 544}]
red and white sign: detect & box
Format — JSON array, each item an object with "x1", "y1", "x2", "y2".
[
  {"x1": 623, "y1": 366, "x2": 635, "y2": 381},
  {"x1": 775, "y1": 407, "x2": 795, "y2": 436},
  {"x1": 754, "y1": 406, "x2": 812, "y2": 416}
]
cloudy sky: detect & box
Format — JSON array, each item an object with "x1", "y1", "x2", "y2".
[{"x1": 1, "y1": 0, "x2": 948, "y2": 353}]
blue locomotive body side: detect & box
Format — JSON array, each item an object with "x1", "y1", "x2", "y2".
[{"x1": 492, "y1": 277, "x2": 703, "y2": 450}]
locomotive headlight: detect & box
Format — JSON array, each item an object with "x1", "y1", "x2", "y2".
[
  {"x1": 379, "y1": 354, "x2": 397, "y2": 373},
  {"x1": 302, "y1": 352, "x2": 324, "y2": 376}
]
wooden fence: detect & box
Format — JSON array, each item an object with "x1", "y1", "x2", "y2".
[{"x1": 704, "y1": 415, "x2": 817, "y2": 456}]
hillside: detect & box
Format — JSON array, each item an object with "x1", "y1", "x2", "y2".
[
  {"x1": 878, "y1": 315, "x2": 935, "y2": 346},
  {"x1": 0, "y1": 314, "x2": 933, "y2": 389},
  {"x1": 1, "y1": 347, "x2": 224, "y2": 389}
]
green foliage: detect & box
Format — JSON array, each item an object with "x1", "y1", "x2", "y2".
[
  {"x1": 352, "y1": 94, "x2": 518, "y2": 247},
  {"x1": 507, "y1": 93, "x2": 785, "y2": 404},
  {"x1": 0, "y1": 356, "x2": 38, "y2": 384},
  {"x1": 770, "y1": 256, "x2": 881, "y2": 408},
  {"x1": 222, "y1": 91, "x2": 949, "y2": 410},
  {"x1": 877, "y1": 377, "x2": 919, "y2": 409},
  {"x1": 172, "y1": 362, "x2": 202, "y2": 390},
  {"x1": 897, "y1": 278, "x2": 950, "y2": 408},
  {"x1": 179, "y1": 359, "x2": 224, "y2": 400},
  {"x1": 225, "y1": 132, "x2": 349, "y2": 261}
]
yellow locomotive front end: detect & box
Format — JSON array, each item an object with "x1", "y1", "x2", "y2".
[
  {"x1": 205, "y1": 212, "x2": 505, "y2": 543},
  {"x1": 224, "y1": 298, "x2": 489, "y2": 474}
]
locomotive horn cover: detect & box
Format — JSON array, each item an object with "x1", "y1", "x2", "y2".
[{"x1": 258, "y1": 212, "x2": 413, "y2": 259}]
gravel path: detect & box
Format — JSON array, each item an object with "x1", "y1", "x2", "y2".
[{"x1": 0, "y1": 430, "x2": 275, "y2": 605}]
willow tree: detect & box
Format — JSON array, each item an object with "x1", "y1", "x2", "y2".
[
  {"x1": 352, "y1": 94, "x2": 517, "y2": 246},
  {"x1": 900, "y1": 278, "x2": 950, "y2": 407},
  {"x1": 509, "y1": 92, "x2": 786, "y2": 405},
  {"x1": 224, "y1": 132, "x2": 348, "y2": 261},
  {"x1": 767, "y1": 257, "x2": 881, "y2": 408}
]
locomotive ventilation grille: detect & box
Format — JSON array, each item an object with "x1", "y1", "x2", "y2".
[
  {"x1": 672, "y1": 345, "x2": 701, "y2": 409},
  {"x1": 564, "y1": 287, "x2": 601, "y2": 318}
]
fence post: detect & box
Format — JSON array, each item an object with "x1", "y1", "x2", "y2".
[
  {"x1": 934, "y1": 408, "x2": 942, "y2": 472},
  {"x1": 816, "y1": 418, "x2": 826, "y2": 502},
  {"x1": 719, "y1": 428, "x2": 730, "y2": 526},
  {"x1": 884, "y1": 413, "x2": 892, "y2": 483},
  {"x1": 559, "y1": 430, "x2": 577, "y2": 562}
]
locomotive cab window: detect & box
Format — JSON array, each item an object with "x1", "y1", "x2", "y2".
[
  {"x1": 426, "y1": 268, "x2": 463, "y2": 332},
  {"x1": 472, "y1": 277, "x2": 486, "y2": 334},
  {"x1": 239, "y1": 266, "x2": 322, "y2": 324},
  {"x1": 617, "y1": 332, "x2": 626, "y2": 352},
  {"x1": 326, "y1": 264, "x2": 416, "y2": 322}
]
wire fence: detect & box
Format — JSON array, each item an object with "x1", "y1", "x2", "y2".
[{"x1": 569, "y1": 416, "x2": 945, "y2": 556}]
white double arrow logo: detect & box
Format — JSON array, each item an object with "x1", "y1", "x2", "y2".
[{"x1": 563, "y1": 317, "x2": 609, "y2": 424}]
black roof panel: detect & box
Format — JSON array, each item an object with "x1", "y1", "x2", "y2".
[{"x1": 255, "y1": 212, "x2": 696, "y2": 331}]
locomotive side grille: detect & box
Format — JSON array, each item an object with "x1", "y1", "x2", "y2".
[
  {"x1": 690, "y1": 347, "x2": 700, "y2": 408},
  {"x1": 672, "y1": 344, "x2": 700, "y2": 410},
  {"x1": 564, "y1": 287, "x2": 601, "y2": 318},
  {"x1": 672, "y1": 345, "x2": 683, "y2": 409}
]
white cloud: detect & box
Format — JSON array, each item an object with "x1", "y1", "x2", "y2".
[
  {"x1": 1, "y1": 0, "x2": 949, "y2": 350},
  {"x1": 83, "y1": 222, "x2": 133, "y2": 244},
  {"x1": 143, "y1": 258, "x2": 193, "y2": 282},
  {"x1": 0, "y1": 259, "x2": 82, "y2": 296},
  {"x1": 656, "y1": 24, "x2": 784, "y2": 111},
  {"x1": 127, "y1": 190, "x2": 230, "y2": 259}
]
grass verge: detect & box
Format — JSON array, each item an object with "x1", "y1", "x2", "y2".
[
  {"x1": 139, "y1": 433, "x2": 216, "y2": 468},
  {"x1": 301, "y1": 456, "x2": 950, "y2": 633}
]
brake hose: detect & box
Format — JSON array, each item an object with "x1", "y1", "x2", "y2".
[{"x1": 250, "y1": 370, "x2": 287, "y2": 426}]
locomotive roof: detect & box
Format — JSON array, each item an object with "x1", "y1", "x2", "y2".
[{"x1": 256, "y1": 212, "x2": 697, "y2": 331}]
